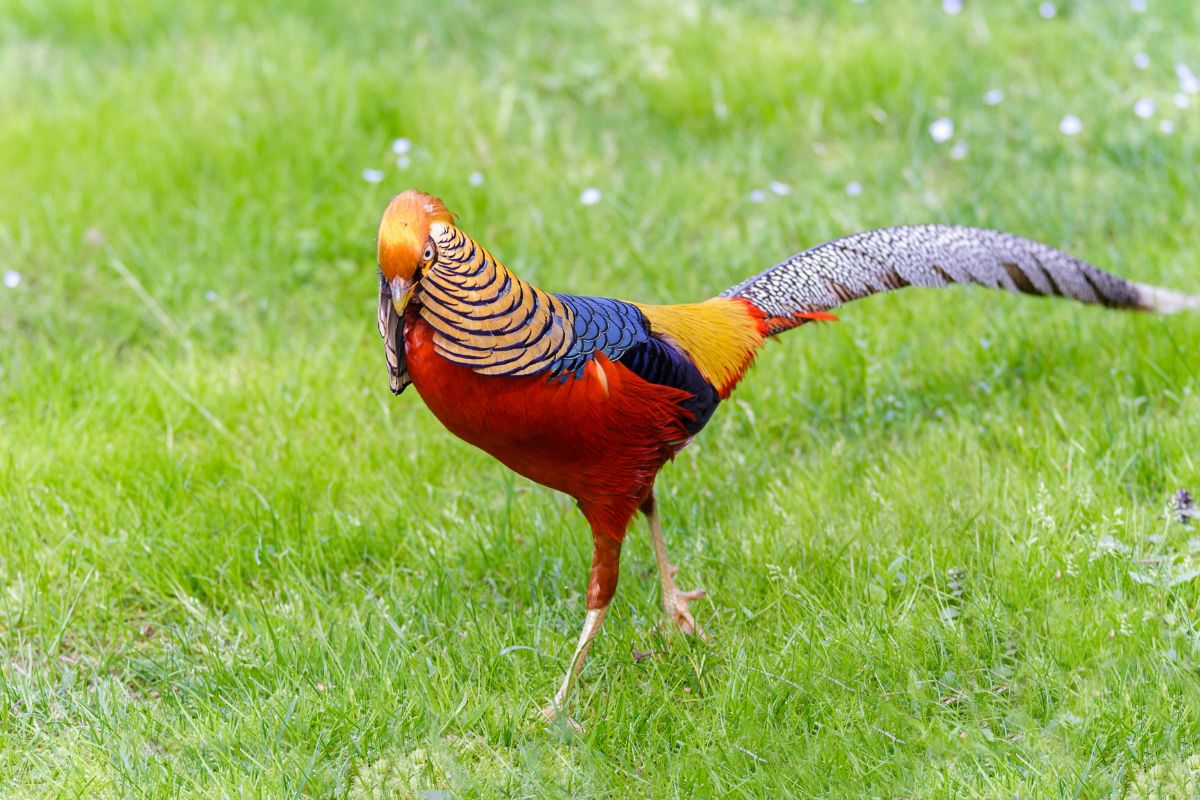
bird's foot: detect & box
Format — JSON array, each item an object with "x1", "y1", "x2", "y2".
[
  {"x1": 538, "y1": 702, "x2": 584, "y2": 733},
  {"x1": 660, "y1": 565, "x2": 708, "y2": 640}
]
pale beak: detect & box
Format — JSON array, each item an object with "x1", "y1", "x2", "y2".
[{"x1": 390, "y1": 277, "x2": 414, "y2": 313}]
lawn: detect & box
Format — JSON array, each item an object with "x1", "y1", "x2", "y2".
[{"x1": 2, "y1": 0, "x2": 1200, "y2": 796}]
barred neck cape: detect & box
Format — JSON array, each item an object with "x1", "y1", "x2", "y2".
[{"x1": 415, "y1": 223, "x2": 579, "y2": 377}]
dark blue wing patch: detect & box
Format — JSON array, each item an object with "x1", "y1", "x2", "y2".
[
  {"x1": 546, "y1": 294, "x2": 720, "y2": 434},
  {"x1": 547, "y1": 295, "x2": 650, "y2": 377},
  {"x1": 617, "y1": 337, "x2": 720, "y2": 435}
]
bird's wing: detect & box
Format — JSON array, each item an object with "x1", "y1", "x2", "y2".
[
  {"x1": 378, "y1": 272, "x2": 411, "y2": 395},
  {"x1": 545, "y1": 295, "x2": 651, "y2": 378},
  {"x1": 721, "y1": 224, "x2": 1196, "y2": 334},
  {"x1": 616, "y1": 335, "x2": 721, "y2": 434},
  {"x1": 550, "y1": 295, "x2": 722, "y2": 432}
]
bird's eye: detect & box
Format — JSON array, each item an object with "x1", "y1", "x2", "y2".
[{"x1": 423, "y1": 243, "x2": 436, "y2": 262}]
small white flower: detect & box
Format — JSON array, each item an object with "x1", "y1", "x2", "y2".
[
  {"x1": 950, "y1": 140, "x2": 969, "y2": 160},
  {"x1": 1174, "y1": 93, "x2": 1190, "y2": 109},
  {"x1": 391, "y1": 138, "x2": 412, "y2": 155},
  {"x1": 748, "y1": 189, "x2": 766, "y2": 203},
  {"x1": 1160, "y1": 119, "x2": 1175, "y2": 134},
  {"x1": 942, "y1": 0, "x2": 963, "y2": 15},
  {"x1": 1130, "y1": 0, "x2": 1146, "y2": 10},
  {"x1": 845, "y1": 181, "x2": 863, "y2": 197},
  {"x1": 468, "y1": 171, "x2": 484, "y2": 186},
  {"x1": 983, "y1": 88, "x2": 1004, "y2": 106},
  {"x1": 1134, "y1": 52, "x2": 1150, "y2": 69},
  {"x1": 1038, "y1": 2, "x2": 1057, "y2": 18},
  {"x1": 579, "y1": 187, "x2": 602, "y2": 205},
  {"x1": 204, "y1": 290, "x2": 218, "y2": 302},
  {"x1": 1176, "y1": 63, "x2": 1199, "y2": 94},
  {"x1": 395, "y1": 154, "x2": 410, "y2": 170},
  {"x1": 3, "y1": 270, "x2": 20, "y2": 288},
  {"x1": 929, "y1": 117, "x2": 954, "y2": 143},
  {"x1": 1059, "y1": 115, "x2": 1082, "y2": 136},
  {"x1": 362, "y1": 168, "x2": 384, "y2": 184},
  {"x1": 769, "y1": 181, "x2": 791, "y2": 196},
  {"x1": 1134, "y1": 98, "x2": 1156, "y2": 119}
]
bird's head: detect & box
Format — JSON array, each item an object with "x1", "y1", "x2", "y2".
[{"x1": 377, "y1": 189, "x2": 455, "y2": 312}]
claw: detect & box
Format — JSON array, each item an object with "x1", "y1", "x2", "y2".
[{"x1": 661, "y1": 585, "x2": 709, "y2": 641}]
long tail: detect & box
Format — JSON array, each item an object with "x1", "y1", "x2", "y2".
[{"x1": 720, "y1": 225, "x2": 1199, "y2": 335}]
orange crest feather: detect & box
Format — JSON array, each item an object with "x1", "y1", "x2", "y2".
[{"x1": 377, "y1": 190, "x2": 456, "y2": 282}]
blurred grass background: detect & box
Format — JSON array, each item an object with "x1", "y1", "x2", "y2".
[{"x1": 1, "y1": 0, "x2": 1199, "y2": 796}]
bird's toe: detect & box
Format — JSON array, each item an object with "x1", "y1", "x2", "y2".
[{"x1": 662, "y1": 587, "x2": 709, "y2": 641}]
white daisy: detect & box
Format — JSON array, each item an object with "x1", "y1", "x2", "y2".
[{"x1": 929, "y1": 117, "x2": 954, "y2": 143}]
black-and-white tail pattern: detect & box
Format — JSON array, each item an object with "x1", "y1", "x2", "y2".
[{"x1": 721, "y1": 225, "x2": 1199, "y2": 335}]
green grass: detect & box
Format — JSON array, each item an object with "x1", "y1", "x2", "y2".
[{"x1": 2, "y1": 0, "x2": 1200, "y2": 796}]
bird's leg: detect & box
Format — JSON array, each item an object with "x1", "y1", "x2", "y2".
[
  {"x1": 539, "y1": 531, "x2": 622, "y2": 727},
  {"x1": 642, "y1": 493, "x2": 707, "y2": 639},
  {"x1": 540, "y1": 606, "x2": 606, "y2": 731}
]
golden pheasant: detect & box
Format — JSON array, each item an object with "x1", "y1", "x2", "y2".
[{"x1": 375, "y1": 190, "x2": 1197, "y2": 721}]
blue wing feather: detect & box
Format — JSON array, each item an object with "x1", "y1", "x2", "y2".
[
  {"x1": 547, "y1": 295, "x2": 650, "y2": 375},
  {"x1": 546, "y1": 294, "x2": 720, "y2": 434}
]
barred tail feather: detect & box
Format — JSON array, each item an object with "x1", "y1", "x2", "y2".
[{"x1": 720, "y1": 225, "x2": 1199, "y2": 335}]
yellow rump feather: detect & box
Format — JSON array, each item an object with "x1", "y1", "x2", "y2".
[{"x1": 634, "y1": 298, "x2": 766, "y2": 397}]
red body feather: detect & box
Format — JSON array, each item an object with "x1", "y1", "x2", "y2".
[{"x1": 404, "y1": 311, "x2": 697, "y2": 540}]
